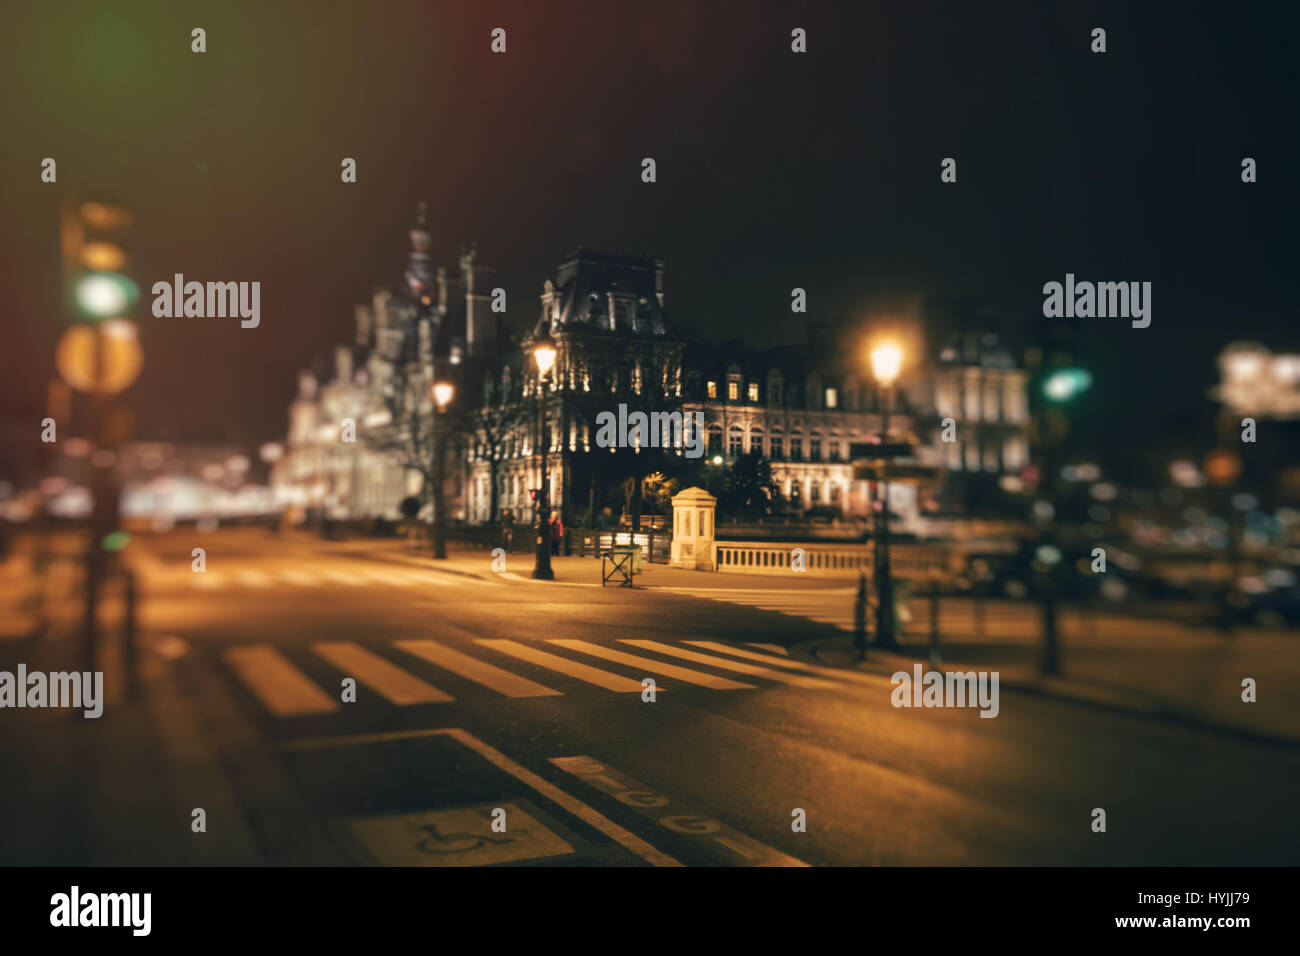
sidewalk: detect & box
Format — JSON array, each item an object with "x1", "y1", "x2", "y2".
[{"x1": 342, "y1": 539, "x2": 855, "y2": 591}]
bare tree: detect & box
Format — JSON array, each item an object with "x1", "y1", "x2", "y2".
[{"x1": 363, "y1": 351, "x2": 440, "y2": 538}]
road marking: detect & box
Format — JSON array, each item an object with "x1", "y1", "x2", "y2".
[
  {"x1": 347, "y1": 802, "x2": 574, "y2": 866},
  {"x1": 233, "y1": 569, "x2": 274, "y2": 588},
  {"x1": 548, "y1": 640, "x2": 755, "y2": 690},
  {"x1": 222, "y1": 645, "x2": 340, "y2": 717},
  {"x1": 359, "y1": 567, "x2": 450, "y2": 587},
  {"x1": 312, "y1": 641, "x2": 454, "y2": 705},
  {"x1": 685, "y1": 641, "x2": 886, "y2": 685},
  {"x1": 551, "y1": 755, "x2": 807, "y2": 867},
  {"x1": 275, "y1": 728, "x2": 682, "y2": 867},
  {"x1": 353, "y1": 568, "x2": 411, "y2": 586},
  {"x1": 476, "y1": 640, "x2": 647, "y2": 692},
  {"x1": 618, "y1": 640, "x2": 840, "y2": 689},
  {"x1": 655, "y1": 586, "x2": 856, "y2": 596},
  {"x1": 316, "y1": 568, "x2": 367, "y2": 586},
  {"x1": 394, "y1": 639, "x2": 561, "y2": 698},
  {"x1": 278, "y1": 569, "x2": 324, "y2": 587}
]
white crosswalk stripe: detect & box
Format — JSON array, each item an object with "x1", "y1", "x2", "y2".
[
  {"x1": 219, "y1": 638, "x2": 862, "y2": 719},
  {"x1": 168, "y1": 565, "x2": 463, "y2": 591},
  {"x1": 618, "y1": 640, "x2": 841, "y2": 689},
  {"x1": 395, "y1": 639, "x2": 561, "y2": 698},
  {"x1": 477, "y1": 640, "x2": 646, "y2": 692},
  {"x1": 233, "y1": 569, "x2": 275, "y2": 588},
  {"x1": 312, "y1": 641, "x2": 453, "y2": 704},
  {"x1": 223, "y1": 645, "x2": 340, "y2": 717},
  {"x1": 548, "y1": 639, "x2": 756, "y2": 690}
]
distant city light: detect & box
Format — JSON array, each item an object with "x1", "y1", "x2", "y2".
[
  {"x1": 1231, "y1": 492, "x2": 1259, "y2": 512},
  {"x1": 1170, "y1": 460, "x2": 1204, "y2": 488},
  {"x1": 1090, "y1": 482, "x2": 1118, "y2": 501}
]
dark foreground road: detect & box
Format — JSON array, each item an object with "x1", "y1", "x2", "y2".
[{"x1": 3, "y1": 528, "x2": 1297, "y2": 866}]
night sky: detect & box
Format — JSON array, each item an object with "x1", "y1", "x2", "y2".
[{"x1": 1, "y1": 0, "x2": 1295, "y2": 471}]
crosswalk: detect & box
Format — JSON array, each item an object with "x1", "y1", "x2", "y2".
[
  {"x1": 218, "y1": 638, "x2": 878, "y2": 718},
  {"x1": 159, "y1": 565, "x2": 466, "y2": 591}
]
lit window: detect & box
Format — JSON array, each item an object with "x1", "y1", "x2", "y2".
[
  {"x1": 825, "y1": 388, "x2": 838, "y2": 409},
  {"x1": 747, "y1": 382, "x2": 759, "y2": 402},
  {"x1": 707, "y1": 381, "x2": 717, "y2": 399},
  {"x1": 727, "y1": 380, "x2": 739, "y2": 401}
]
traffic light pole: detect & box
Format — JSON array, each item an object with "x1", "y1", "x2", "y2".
[
  {"x1": 83, "y1": 325, "x2": 106, "y2": 677},
  {"x1": 1037, "y1": 407, "x2": 1064, "y2": 676}
]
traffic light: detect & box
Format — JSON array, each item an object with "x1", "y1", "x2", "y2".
[
  {"x1": 62, "y1": 200, "x2": 139, "y2": 321},
  {"x1": 1041, "y1": 366, "x2": 1092, "y2": 403}
]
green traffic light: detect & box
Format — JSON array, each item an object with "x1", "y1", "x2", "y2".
[
  {"x1": 101, "y1": 530, "x2": 131, "y2": 552},
  {"x1": 1042, "y1": 367, "x2": 1092, "y2": 402},
  {"x1": 75, "y1": 272, "x2": 138, "y2": 318}
]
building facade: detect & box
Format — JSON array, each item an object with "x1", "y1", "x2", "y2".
[{"x1": 272, "y1": 210, "x2": 1032, "y2": 533}]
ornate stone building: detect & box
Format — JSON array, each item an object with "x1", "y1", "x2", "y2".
[{"x1": 273, "y1": 210, "x2": 1032, "y2": 533}]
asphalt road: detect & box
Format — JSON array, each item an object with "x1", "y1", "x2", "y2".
[{"x1": 71, "y1": 529, "x2": 1300, "y2": 865}]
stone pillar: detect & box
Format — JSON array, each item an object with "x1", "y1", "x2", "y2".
[{"x1": 670, "y1": 486, "x2": 717, "y2": 571}]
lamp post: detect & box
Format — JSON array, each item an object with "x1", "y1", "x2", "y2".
[
  {"x1": 430, "y1": 379, "x2": 454, "y2": 559},
  {"x1": 870, "y1": 341, "x2": 903, "y2": 648},
  {"x1": 532, "y1": 333, "x2": 557, "y2": 580}
]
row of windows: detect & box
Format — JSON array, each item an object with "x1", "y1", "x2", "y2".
[
  {"x1": 706, "y1": 379, "x2": 841, "y2": 409},
  {"x1": 709, "y1": 426, "x2": 844, "y2": 461}
]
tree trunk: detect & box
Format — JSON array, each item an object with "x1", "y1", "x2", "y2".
[{"x1": 631, "y1": 473, "x2": 643, "y2": 532}]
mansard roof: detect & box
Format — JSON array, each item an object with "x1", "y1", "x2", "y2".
[{"x1": 539, "y1": 248, "x2": 666, "y2": 336}]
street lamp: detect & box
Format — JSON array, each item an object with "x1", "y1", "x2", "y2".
[
  {"x1": 532, "y1": 333, "x2": 557, "y2": 580},
  {"x1": 429, "y1": 378, "x2": 454, "y2": 559},
  {"x1": 869, "y1": 340, "x2": 904, "y2": 648}
]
